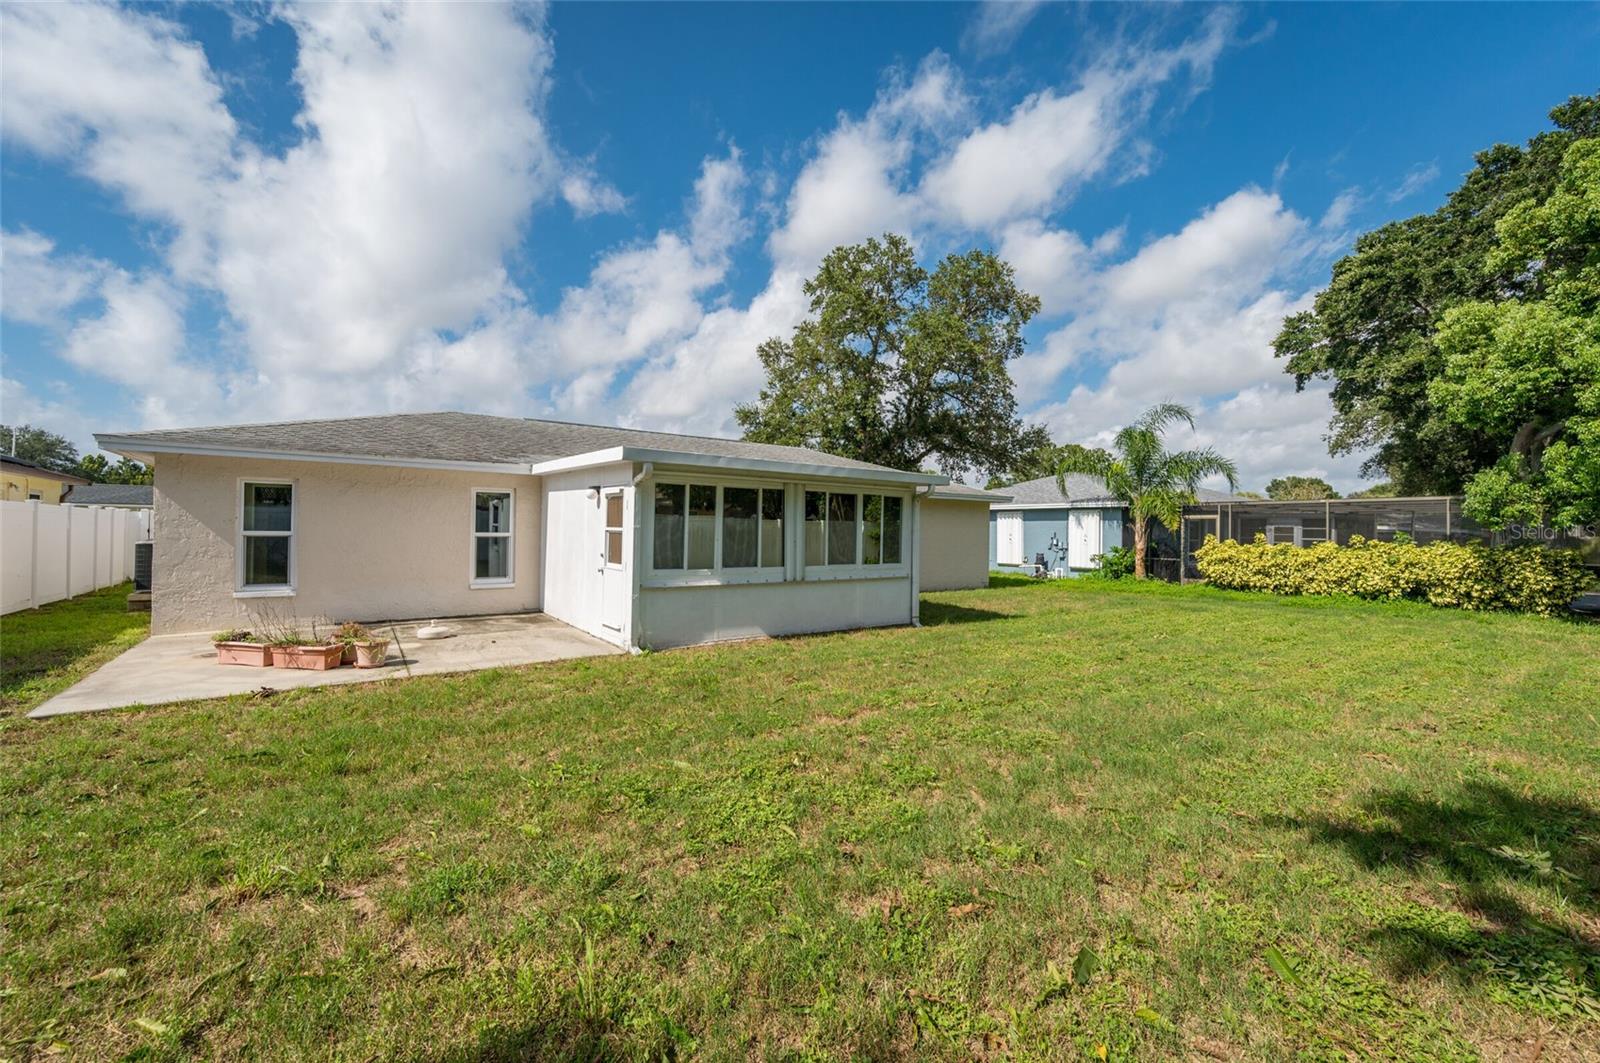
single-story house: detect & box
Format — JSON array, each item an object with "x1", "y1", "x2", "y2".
[
  {"x1": 2, "y1": 455, "x2": 89, "y2": 503},
  {"x1": 96, "y1": 412, "x2": 993, "y2": 649},
  {"x1": 62, "y1": 483, "x2": 155, "y2": 509},
  {"x1": 989, "y1": 474, "x2": 1237, "y2": 575}
]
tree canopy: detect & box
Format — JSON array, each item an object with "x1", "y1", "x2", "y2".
[
  {"x1": 1265, "y1": 475, "x2": 1339, "y2": 501},
  {"x1": 1053, "y1": 403, "x2": 1238, "y2": 579},
  {"x1": 3, "y1": 424, "x2": 80, "y2": 474},
  {"x1": 736, "y1": 234, "x2": 1050, "y2": 481},
  {"x1": 1275, "y1": 93, "x2": 1599, "y2": 513},
  {"x1": 1, "y1": 423, "x2": 152, "y2": 485}
]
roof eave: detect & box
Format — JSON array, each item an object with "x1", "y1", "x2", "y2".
[
  {"x1": 93, "y1": 434, "x2": 532, "y2": 475},
  {"x1": 532, "y1": 446, "x2": 947, "y2": 486}
]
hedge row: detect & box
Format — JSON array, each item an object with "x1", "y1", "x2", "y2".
[{"x1": 1193, "y1": 535, "x2": 1594, "y2": 616}]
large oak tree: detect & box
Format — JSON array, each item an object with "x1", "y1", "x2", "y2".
[
  {"x1": 1275, "y1": 93, "x2": 1599, "y2": 508},
  {"x1": 736, "y1": 234, "x2": 1050, "y2": 481}
]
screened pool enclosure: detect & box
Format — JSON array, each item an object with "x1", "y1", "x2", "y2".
[{"x1": 1161, "y1": 496, "x2": 1597, "y2": 581}]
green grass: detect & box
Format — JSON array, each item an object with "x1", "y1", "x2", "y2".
[
  {"x1": 0, "y1": 581, "x2": 148, "y2": 719},
  {"x1": 2, "y1": 578, "x2": 1596, "y2": 1060}
]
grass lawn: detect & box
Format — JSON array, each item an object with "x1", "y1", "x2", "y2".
[
  {"x1": 1, "y1": 582, "x2": 148, "y2": 720},
  {"x1": 2, "y1": 578, "x2": 1596, "y2": 1060}
]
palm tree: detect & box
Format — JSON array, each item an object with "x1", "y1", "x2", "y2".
[{"x1": 1054, "y1": 403, "x2": 1238, "y2": 580}]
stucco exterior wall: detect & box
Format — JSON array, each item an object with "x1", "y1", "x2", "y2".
[
  {"x1": 151, "y1": 455, "x2": 540, "y2": 635},
  {"x1": 1, "y1": 469, "x2": 76, "y2": 503},
  {"x1": 918, "y1": 498, "x2": 991, "y2": 591}
]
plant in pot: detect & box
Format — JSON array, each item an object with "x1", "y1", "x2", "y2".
[
  {"x1": 212, "y1": 629, "x2": 270, "y2": 667},
  {"x1": 266, "y1": 627, "x2": 344, "y2": 670},
  {"x1": 354, "y1": 635, "x2": 391, "y2": 669},
  {"x1": 328, "y1": 621, "x2": 371, "y2": 665}
]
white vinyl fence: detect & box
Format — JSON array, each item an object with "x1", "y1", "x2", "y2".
[{"x1": 1, "y1": 500, "x2": 152, "y2": 614}]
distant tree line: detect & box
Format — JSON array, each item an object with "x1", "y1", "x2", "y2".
[{"x1": 2, "y1": 423, "x2": 152, "y2": 484}]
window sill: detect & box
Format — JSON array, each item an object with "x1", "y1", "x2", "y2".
[
  {"x1": 642, "y1": 569, "x2": 786, "y2": 589},
  {"x1": 801, "y1": 566, "x2": 909, "y2": 582},
  {"x1": 469, "y1": 579, "x2": 516, "y2": 590},
  {"x1": 234, "y1": 587, "x2": 295, "y2": 599}
]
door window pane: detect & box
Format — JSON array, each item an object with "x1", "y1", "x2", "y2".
[
  {"x1": 605, "y1": 493, "x2": 623, "y2": 529},
  {"x1": 760, "y1": 488, "x2": 784, "y2": 568},
  {"x1": 862, "y1": 495, "x2": 883, "y2": 564},
  {"x1": 804, "y1": 491, "x2": 826, "y2": 566},
  {"x1": 882, "y1": 497, "x2": 902, "y2": 564},
  {"x1": 827, "y1": 493, "x2": 857, "y2": 565},
  {"x1": 244, "y1": 535, "x2": 289, "y2": 586},
  {"x1": 688, "y1": 485, "x2": 716, "y2": 568},
  {"x1": 475, "y1": 536, "x2": 509, "y2": 580},
  {"x1": 606, "y1": 530, "x2": 623, "y2": 566},
  {"x1": 721, "y1": 487, "x2": 759, "y2": 568},
  {"x1": 244, "y1": 483, "x2": 292, "y2": 532},
  {"x1": 653, "y1": 484, "x2": 685, "y2": 569}
]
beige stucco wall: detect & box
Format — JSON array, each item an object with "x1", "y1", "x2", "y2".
[
  {"x1": 151, "y1": 454, "x2": 540, "y2": 635},
  {"x1": 918, "y1": 498, "x2": 992, "y2": 591}
]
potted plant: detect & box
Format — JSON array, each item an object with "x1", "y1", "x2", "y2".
[
  {"x1": 354, "y1": 636, "x2": 391, "y2": 669},
  {"x1": 213, "y1": 629, "x2": 270, "y2": 667},
  {"x1": 328, "y1": 621, "x2": 370, "y2": 665},
  {"x1": 268, "y1": 630, "x2": 344, "y2": 670}
]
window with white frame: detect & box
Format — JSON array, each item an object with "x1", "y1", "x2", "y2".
[
  {"x1": 804, "y1": 490, "x2": 904, "y2": 568},
  {"x1": 240, "y1": 481, "x2": 293, "y2": 590},
  {"x1": 472, "y1": 490, "x2": 514, "y2": 585},
  {"x1": 652, "y1": 482, "x2": 785, "y2": 572},
  {"x1": 604, "y1": 491, "x2": 624, "y2": 566}
]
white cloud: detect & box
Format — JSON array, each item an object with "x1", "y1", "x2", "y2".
[
  {"x1": 0, "y1": 2, "x2": 237, "y2": 274},
  {"x1": 923, "y1": 9, "x2": 1236, "y2": 230},
  {"x1": 768, "y1": 54, "x2": 967, "y2": 270},
  {"x1": 1102, "y1": 188, "x2": 1305, "y2": 311},
  {"x1": 1388, "y1": 161, "x2": 1439, "y2": 203},
  {"x1": 561, "y1": 172, "x2": 627, "y2": 217},
  {"x1": 1019, "y1": 185, "x2": 1375, "y2": 492},
  {"x1": 0, "y1": 230, "x2": 107, "y2": 326},
  {"x1": 964, "y1": 1, "x2": 1043, "y2": 57},
  {"x1": 60, "y1": 270, "x2": 226, "y2": 428}
]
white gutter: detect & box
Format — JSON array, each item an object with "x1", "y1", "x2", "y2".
[
  {"x1": 531, "y1": 446, "x2": 946, "y2": 487},
  {"x1": 631, "y1": 461, "x2": 654, "y2": 486}
]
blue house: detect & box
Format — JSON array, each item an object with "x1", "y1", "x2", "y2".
[{"x1": 988, "y1": 474, "x2": 1236, "y2": 575}]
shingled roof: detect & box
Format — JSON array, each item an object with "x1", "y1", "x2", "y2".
[
  {"x1": 990, "y1": 473, "x2": 1240, "y2": 508},
  {"x1": 96, "y1": 411, "x2": 937, "y2": 481}
]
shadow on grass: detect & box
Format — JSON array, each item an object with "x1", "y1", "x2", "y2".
[
  {"x1": 918, "y1": 600, "x2": 1014, "y2": 626},
  {"x1": 428, "y1": 1013, "x2": 690, "y2": 1062},
  {"x1": 1275, "y1": 781, "x2": 1600, "y2": 1019}
]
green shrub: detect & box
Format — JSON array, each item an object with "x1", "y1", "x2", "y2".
[
  {"x1": 1087, "y1": 545, "x2": 1136, "y2": 580},
  {"x1": 1194, "y1": 535, "x2": 1593, "y2": 616}
]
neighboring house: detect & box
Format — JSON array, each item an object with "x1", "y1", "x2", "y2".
[
  {"x1": 920, "y1": 483, "x2": 1013, "y2": 591},
  {"x1": 988, "y1": 474, "x2": 1237, "y2": 575},
  {"x1": 96, "y1": 412, "x2": 977, "y2": 648},
  {"x1": 62, "y1": 483, "x2": 154, "y2": 509},
  {"x1": 1, "y1": 456, "x2": 89, "y2": 503}
]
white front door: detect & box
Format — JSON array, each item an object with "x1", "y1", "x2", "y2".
[
  {"x1": 1069, "y1": 510, "x2": 1101, "y2": 569},
  {"x1": 600, "y1": 489, "x2": 627, "y2": 633},
  {"x1": 996, "y1": 511, "x2": 1023, "y2": 565}
]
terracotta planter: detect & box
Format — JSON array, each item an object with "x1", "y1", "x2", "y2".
[
  {"x1": 215, "y1": 641, "x2": 271, "y2": 667},
  {"x1": 331, "y1": 641, "x2": 357, "y2": 665},
  {"x1": 272, "y1": 644, "x2": 345, "y2": 670},
  {"x1": 354, "y1": 640, "x2": 391, "y2": 669}
]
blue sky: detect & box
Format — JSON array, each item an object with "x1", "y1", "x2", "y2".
[{"x1": 2, "y1": 2, "x2": 1596, "y2": 490}]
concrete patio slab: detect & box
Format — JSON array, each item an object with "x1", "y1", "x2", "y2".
[{"x1": 28, "y1": 612, "x2": 622, "y2": 719}]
